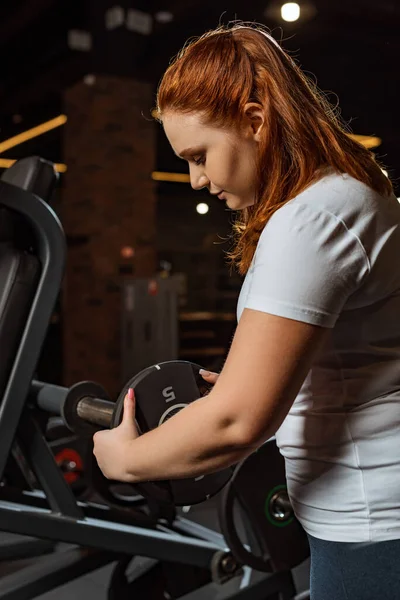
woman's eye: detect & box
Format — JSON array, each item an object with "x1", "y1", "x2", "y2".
[{"x1": 193, "y1": 156, "x2": 205, "y2": 166}]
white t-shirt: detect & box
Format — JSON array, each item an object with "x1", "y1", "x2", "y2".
[{"x1": 237, "y1": 170, "x2": 400, "y2": 542}]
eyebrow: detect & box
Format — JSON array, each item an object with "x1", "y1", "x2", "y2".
[{"x1": 175, "y1": 147, "x2": 202, "y2": 159}]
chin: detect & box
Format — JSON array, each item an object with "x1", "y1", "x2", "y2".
[{"x1": 226, "y1": 196, "x2": 252, "y2": 210}]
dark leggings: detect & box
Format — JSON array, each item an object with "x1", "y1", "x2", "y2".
[{"x1": 308, "y1": 534, "x2": 400, "y2": 600}]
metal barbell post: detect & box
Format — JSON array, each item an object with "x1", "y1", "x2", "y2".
[
  {"x1": 31, "y1": 380, "x2": 115, "y2": 431},
  {"x1": 76, "y1": 397, "x2": 114, "y2": 428},
  {"x1": 269, "y1": 490, "x2": 293, "y2": 522}
]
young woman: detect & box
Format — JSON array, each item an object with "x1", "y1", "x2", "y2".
[{"x1": 93, "y1": 23, "x2": 400, "y2": 599}]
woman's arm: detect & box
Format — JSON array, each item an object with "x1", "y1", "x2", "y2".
[{"x1": 115, "y1": 307, "x2": 330, "y2": 483}]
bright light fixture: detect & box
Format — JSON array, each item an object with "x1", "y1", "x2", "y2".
[
  {"x1": 155, "y1": 11, "x2": 174, "y2": 23},
  {"x1": 196, "y1": 203, "x2": 209, "y2": 215},
  {"x1": 281, "y1": 2, "x2": 301, "y2": 22},
  {"x1": 0, "y1": 158, "x2": 67, "y2": 173},
  {"x1": 0, "y1": 115, "x2": 67, "y2": 155},
  {"x1": 152, "y1": 171, "x2": 190, "y2": 183}
]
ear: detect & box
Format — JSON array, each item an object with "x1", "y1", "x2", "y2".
[{"x1": 243, "y1": 103, "x2": 265, "y2": 142}]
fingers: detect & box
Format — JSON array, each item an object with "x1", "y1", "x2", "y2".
[
  {"x1": 199, "y1": 369, "x2": 220, "y2": 384},
  {"x1": 123, "y1": 388, "x2": 135, "y2": 419}
]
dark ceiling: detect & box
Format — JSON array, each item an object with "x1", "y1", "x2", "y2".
[{"x1": 0, "y1": 0, "x2": 399, "y2": 192}]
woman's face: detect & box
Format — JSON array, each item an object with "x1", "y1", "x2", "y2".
[{"x1": 162, "y1": 107, "x2": 264, "y2": 210}]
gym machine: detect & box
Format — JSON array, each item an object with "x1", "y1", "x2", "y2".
[
  {"x1": 121, "y1": 276, "x2": 181, "y2": 381},
  {"x1": 0, "y1": 156, "x2": 310, "y2": 599}
]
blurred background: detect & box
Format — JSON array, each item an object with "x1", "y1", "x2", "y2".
[{"x1": 0, "y1": 0, "x2": 398, "y2": 397}]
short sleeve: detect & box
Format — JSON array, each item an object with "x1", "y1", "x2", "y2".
[{"x1": 244, "y1": 202, "x2": 370, "y2": 328}]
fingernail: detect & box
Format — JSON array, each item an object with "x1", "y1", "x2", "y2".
[
  {"x1": 128, "y1": 388, "x2": 134, "y2": 400},
  {"x1": 199, "y1": 369, "x2": 210, "y2": 377}
]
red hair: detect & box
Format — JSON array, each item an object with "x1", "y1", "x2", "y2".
[{"x1": 156, "y1": 23, "x2": 392, "y2": 275}]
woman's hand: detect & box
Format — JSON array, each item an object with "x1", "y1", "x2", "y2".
[
  {"x1": 92, "y1": 388, "x2": 139, "y2": 482},
  {"x1": 93, "y1": 371, "x2": 220, "y2": 482},
  {"x1": 200, "y1": 369, "x2": 220, "y2": 385}
]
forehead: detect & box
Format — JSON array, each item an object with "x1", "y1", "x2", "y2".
[
  {"x1": 162, "y1": 112, "x2": 208, "y2": 142},
  {"x1": 162, "y1": 111, "x2": 233, "y2": 153}
]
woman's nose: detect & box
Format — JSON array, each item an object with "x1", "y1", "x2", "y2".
[{"x1": 190, "y1": 170, "x2": 209, "y2": 191}]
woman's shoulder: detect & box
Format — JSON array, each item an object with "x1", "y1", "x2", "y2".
[
  {"x1": 296, "y1": 169, "x2": 377, "y2": 206},
  {"x1": 285, "y1": 169, "x2": 396, "y2": 225}
]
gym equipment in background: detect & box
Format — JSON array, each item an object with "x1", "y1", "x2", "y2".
[{"x1": 121, "y1": 276, "x2": 181, "y2": 381}]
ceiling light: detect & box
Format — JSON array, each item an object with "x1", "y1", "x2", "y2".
[
  {"x1": 155, "y1": 11, "x2": 174, "y2": 23},
  {"x1": 152, "y1": 171, "x2": 190, "y2": 183},
  {"x1": 83, "y1": 74, "x2": 96, "y2": 86},
  {"x1": 0, "y1": 115, "x2": 67, "y2": 154},
  {"x1": 0, "y1": 158, "x2": 67, "y2": 173},
  {"x1": 196, "y1": 203, "x2": 209, "y2": 215},
  {"x1": 281, "y1": 2, "x2": 301, "y2": 22}
]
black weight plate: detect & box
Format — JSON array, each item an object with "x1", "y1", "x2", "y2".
[
  {"x1": 112, "y1": 361, "x2": 210, "y2": 430},
  {"x1": 113, "y1": 361, "x2": 233, "y2": 506},
  {"x1": 219, "y1": 439, "x2": 310, "y2": 572}
]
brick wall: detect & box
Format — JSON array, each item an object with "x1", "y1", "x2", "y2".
[{"x1": 62, "y1": 75, "x2": 157, "y2": 398}]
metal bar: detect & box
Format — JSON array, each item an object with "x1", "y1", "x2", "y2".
[
  {"x1": 173, "y1": 516, "x2": 227, "y2": 550},
  {"x1": 0, "y1": 501, "x2": 224, "y2": 569},
  {"x1": 17, "y1": 412, "x2": 84, "y2": 519},
  {"x1": 30, "y1": 380, "x2": 67, "y2": 415},
  {"x1": 0, "y1": 547, "x2": 117, "y2": 600},
  {"x1": 0, "y1": 486, "x2": 155, "y2": 530},
  {"x1": 76, "y1": 396, "x2": 113, "y2": 428},
  {"x1": 30, "y1": 381, "x2": 114, "y2": 428},
  {"x1": 0, "y1": 534, "x2": 55, "y2": 560}
]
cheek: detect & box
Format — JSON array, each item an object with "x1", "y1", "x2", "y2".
[
  {"x1": 229, "y1": 151, "x2": 257, "y2": 192},
  {"x1": 207, "y1": 157, "x2": 233, "y2": 187},
  {"x1": 208, "y1": 144, "x2": 256, "y2": 192},
  {"x1": 214, "y1": 149, "x2": 242, "y2": 184},
  {"x1": 240, "y1": 148, "x2": 258, "y2": 182}
]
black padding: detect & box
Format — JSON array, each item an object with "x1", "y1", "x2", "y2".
[
  {"x1": 0, "y1": 206, "x2": 17, "y2": 242},
  {"x1": 0, "y1": 241, "x2": 40, "y2": 398},
  {"x1": 1, "y1": 156, "x2": 58, "y2": 201},
  {"x1": 0, "y1": 206, "x2": 33, "y2": 247},
  {"x1": 0, "y1": 156, "x2": 58, "y2": 400},
  {"x1": 0, "y1": 157, "x2": 58, "y2": 247}
]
